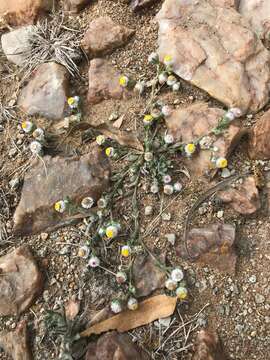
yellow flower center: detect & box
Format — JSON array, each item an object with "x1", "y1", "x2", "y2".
[
  {"x1": 22, "y1": 122, "x2": 27, "y2": 129},
  {"x1": 186, "y1": 143, "x2": 196, "y2": 154},
  {"x1": 121, "y1": 247, "x2": 130, "y2": 257},
  {"x1": 68, "y1": 97, "x2": 75, "y2": 105},
  {"x1": 216, "y1": 158, "x2": 228, "y2": 169},
  {"x1": 54, "y1": 202, "x2": 61, "y2": 212},
  {"x1": 177, "y1": 288, "x2": 188, "y2": 300},
  {"x1": 106, "y1": 228, "x2": 116, "y2": 239},
  {"x1": 78, "y1": 248, "x2": 86, "y2": 257},
  {"x1": 119, "y1": 76, "x2": 128, "y2": 87},
  {"x1": 144, "y1": 114, "x2": 154, "y2": 123},
  {"x1": 105, "y1": 147, "x2": 114, "y2": 157},
  {"x1": 164, "y1": 55, "x2": 172, "y2": 63}
]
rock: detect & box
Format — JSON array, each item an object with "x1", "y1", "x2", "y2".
[
  {"x1": 1, "y1": 26, "x2": 34, "y2": 66},
  {"x1": 211, "y1": 0, "x2": 238, "y2": 7},
  {"x1": 132, "y1": 254, "x2": 166, "y2": 297},
  {"x1": 63, "y1": 0, "x2": 91, "y2": 13},
  {"x1": 239, "y1": 0, "x2": 270, "y2": 40},
  {"x1": 85, "y1": 331, "x2": 150, "y2": 360},
  {"x1": 0, "y1": 0, "x2": 52, "y2": 26},
  {"x1": 255, "y1": 293, "x2": 265, "y2": 304},
  {"x1": 0, "y1": 321, "x2": 32, "y2": 360},
  {"x1": 81, "y1": 17, "x2": 134, "y2": 57},
  {"x1": 0, "y1": 246, "x2": 43, "y2": 316},
  {"x1": 165, "y1": 103, "x2": 243, "y2": 177},
  {"x1": 87, "y1": 59, "x2": 132, "y2": 104},
  {"x1": 13, "y1": 146, "x2": 110, "y2": 235},
  {"x1": 192, "y1": 330, "x2": 227, "y2": 360},
  {"x1": 18, "y1": 62, "x2": 69, "y2": 120},
  {"x1": 248, "y1": 109, "x2": 270, "y2": 160},
  {"x1": 217, "y1": 176, "x2": 260, "y2": 215},
  {"x1": 156, "y1": 0, "x2": 270, "y2": 113},
  {"x1": 177, "y1": 223, "x2": 237, "y2": 274},
  {"x1": 130, "y1": 0, "x2": 156, "y2": 11},
  {"x1": 165, "y1": 233, "x2": 176, "y2": 245}
]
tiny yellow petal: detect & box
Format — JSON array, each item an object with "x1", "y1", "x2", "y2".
[
  {"x1": 216, "y1": 157, "x2": 228, "y2": 169},
  {"x1": 121, "y1": 246, "x2": 130, "y2": 257},
  {"x1": 185, "y1": 143, "x2": 196, "y2": 154},
  {"x1": 68, "y1": 97, "x2": 75, "y2": 105},
  {"x1": 164, "y1": 55, "x2": 172, "y2": 63}
]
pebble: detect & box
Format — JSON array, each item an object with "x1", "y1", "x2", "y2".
[
  {"x1": 217, "y1": 210, "x2": 224, "y2": 219},
  {"x1": 162, "y1": 213, "x2": 171, "y2": 221},
  {"x1": 255, "y1": 294, "x2": 265, "y2": 304},
  {"x1": 145, "y1": 205, "x2": 153, "y2": 216},
  {"x1": 8, "y1": 148, "x2": 18, "y2": 157},
  {"x1": 249, "y1": 275, "x2": 257, "y2": 284},
  {"x1": 221, "y1": 168, "x2": 231, "y2": 178},
  {"x1": 0, "y1": 125, "x2": 4, "y2": 132},
  {"x1": 40, "y1": 233, "x2": 49, "y2": 241},
  {"x1": 165, "y1": 233, "x2": 176, "y2": 245},
  {"x1": 9, "y1": 177, "x2": 20, "y2": 190}
]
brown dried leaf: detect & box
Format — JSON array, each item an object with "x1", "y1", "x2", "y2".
[
  {"x1": 113, "y1": 114, "x2": 125, "y2": 129},
  {"x1": 65, "y1": 299, "x2": 80, "y2": 321},
  {"x1": 80, "y1": 295, "x2": 177, "y2": 338}
]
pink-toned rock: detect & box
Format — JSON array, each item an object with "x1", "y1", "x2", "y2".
[
  {"x1": 0, "y1": 0, "x2": 52, "y2": 26},
  {"x1": 18, "y1": 62, "x2": 69, "y2": 120},
  {"x1": 211, "y1": 0, "x2": 238, "y2": 7},
  {"x1": 192, "y1": 330, "x2": 227, "y2": 360},
  {"x1": 156, "y1": 0, "x2": 270, "y2": 113},
  {"x1": 85, "y1": 331, "x2": 150, "y2": 360},
  {"x1": 248, "y1": 109, "x2": 270, "y2": 160},
  {"x1": 177, "y1": 223, "x2": 237, "y2": 274},
  {"x1": 165, "y1": 103, "x2": 243, "y2": 177},
  {"x1": 63, "y1": 0, "x2": 91, "y2": 13},
  {"x1": 0, "y1": 321, "x2": 32, "y2": 360},
  {"x1": 217, "y1": 176, "x2": 260, "y2": 215},
  {"x1": 14, "y1": 146, "x2": 110, "y2": 235},
  {"x1": 81, "y1": 17, "x2": 134, "y2": 57},
  {"x1": 239, "y1": 0, "x2": 270, "y2": 40},
  {"x1": 88, "y1": 59, "x2": 132, "y2": 104},
  {"x1": 0, "y1": 246, "x2": 43, "y2": 316}
]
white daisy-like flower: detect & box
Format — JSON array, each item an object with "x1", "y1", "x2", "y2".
[
  {"x1": 165, "y1": 278, "x2": 178, "y2": 291},
  {"x1": 164, "y1": 134, "x2": 174, "y2": 144},
  {"x1": 229, "y1": 107, "x2": 242, "y2": 118},
  {"x1": 176, "y1": 286, "x2": 188, "y2": 300},
  {"x1": 134, "y1": 81, "x2": 145, "y2": 95},
  {"x1": 21, "y1": 120, "x2": 35, "y2": 133},
  {"x1": 224, "y1": 110, "x2": 235, "y2": 121},
  {"x1": 163, "y1": 55, "x2": 173, "y2": 67},
  {"x1": 110, "y1": 299, "x2": 122, "y2": 314},
  {"x1": 105, "y1": 147, "x2": 115, "y2": 158},
  {"x1": 97, "y1": 197, "x2": 107, "y2": 209},
  {"x1": 68, "y1": 96, "x2": 80, "y2": 109},
  {"x1": 32, "y1": 127, "x2": 45, "y2": 141},
  {"x1": 184, "y1": 143, "x2": 196, "y2": 156},
  {"x1": 127, "y1": 297, "x2": 138, "y2": 311},
  {"x1": 173, "y1": 182, "x2": 182, "y2": 192},
  {"x1": 172, "y1": 82, "x2": 180, "y2": 92},
  {"x1": 96, "y1": 135, "x2": 106, "y2": 146},
  {"x1": 161, "y1": 105, "x2": 172, "y2": 117},
  {"x1": 163, "y1": 184, "x2": 174, "y2": 195},
  {"x1": 106, "y1": 225, "x2": 119, "y2": 239},
  {"x1": 150, "y1": 183, "x2": 159, "y2": 194},
  {"x1": 215, "y1": 157, "x2": 228, "y2": 169},
  {"x1": 163, "y1": 174, "x2": 172, "y2": 184},
  {"x1": 171, "y1": 268, "x2": 184, "y2": 282},
  {"x1": 121, "y1": 245, "x2": 131, "y2": 257},
  {"x1": 81, "y1": 197, "x2": 94, "y2": 209},
  {"x1": 144, "y1": 152, "x2": 154, "y2": 162},
  {"x1": 29, "y1": 141, "x2": 43, "y2": 155},
  {"x1": 54, "y1": 200, "x2": 68, "y2": 213},
  {"x1": 158, "y1": 72, "x2": 168, "y2": 85},
  {"x1": 148, "y1": 52, "x2": 159, "y2": 64},
  {"x1": 78, "y1": 245, "x2": 90, "y2": 259},
  {"x1": 167, "y1": 75, "x2": 177, "y2": 87},
  {"x1": 119, "y1": 76, "x2": 129, "y2": 88},
  {"x1": 115, "y1": 271, "x2": 127, "y2": 284},
  {"x1": 88, "y1": 256, "x2": 100, "y2": 268}
]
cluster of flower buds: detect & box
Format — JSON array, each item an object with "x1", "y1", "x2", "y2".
[{"x1": 165, "y1": 268, "x2": 188, "y2": 300}]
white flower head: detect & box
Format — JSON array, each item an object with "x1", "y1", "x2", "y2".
[
  {"x1": 106, "y1": 225, "x2": 118, "y2": 239},
  {"x1": 144, "y1": 152, "x2": 154, "y2": 162},
  {"x1": 172, "y1": 82, "x2": 180, "y2": 92},
  {"x1": 164, "y1": 133, "x2": 174, "y2": 144},
  {"x1": 167, "y1": 75, "x2": 177, "y2": 87},
  {"x1": 127, "y1": 297, "x2": 138, "y2": 311},
  {"x1": 97, "y1": 197, "x2": 107, "y2": 209},
  {"x1": 229, "y1": 107, "x2": 242, "y2": 118},
  {"x1": 78, "y1": 245, "x2": 90, "y2": 259},
  {"x1": 215, "y1": 157, "x2": 228, "y2": 169},
  {"x1": 32, "y1": 128, "x2": 45, "y2": 141},
  {"x1": 171, "y1": 268, "x2": 184, "y2": 282},
  {"x1": 163, "y1": 55, "x2": 173, "y2": 67},
  {"x1": 176, "y1": 286, "x2": 188, "y2": 300},
  {"x1": 163, "y1": 184, "x2": 174, "y2": 195},
  {"x1": 110, "y1": 299, "x2": 122, "y2": 314},
  {"x1": 96, "y1": 135, "x2": 106, "y2": 146},
  {"x1": 134, "y1": 81, "x2": 145, "y2": 95},
  {"x1": 158, "y1": 72, "x2": 168, "y2": 85},
  {"x1": 161, "y1": 105, "x2": 172, "y2": 117},
  {"x1": 173, "y1": 182, "x2": 182, "y2": 192},
  {"x1": 150, "y1": 183, "x2": 159, "y2": 194},
  {"x1": 30, "y1": 141, "x2": 43, "y2": 155},
  {"x1": 68, "y1": 96, "x2": 80, "y2": 109},
  {"x1": 54, "y1": 200, "x2": 68, "y2": 213},
  {"x1": 224, "y1": 110, "x2": 235, "y2": 121},
  {"x1": 115, "y1": 271, "x2": 127, "y2": 284},
  {"x1": 163, "y1": 174, "x2": 172, "y2": 184},
  {"x1": 165, "y1": 278, "x2": 178, "y2": 291},
  {"x1": 81, "y1": 197, "x2": 94, "y2": 209},
  {"x1": 119, "y1": 76, "x2": 129, "y2": 88},
  {"x1": 148, "y1": 52, "x2": 159, "y2": 64},
  {"x1": 88, "y1": 256, "x2": 100, "y2": 268},
  {"x1": 21, "y1": 120, "x2": 35, "y2": 133}
]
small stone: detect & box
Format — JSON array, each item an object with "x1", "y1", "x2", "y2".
[
  {"x1": 145, "y1": 206, "x2": 153, "y2": 216},
  {"x1": 165, "y1": 233, "x2": 176, "y2": 245},
  {"x1": 162, "y1": 213, "x2": 171, "y2": 221},
  {"x1": 8, "y1": 148, "x2": 17, "y2": 157},
  {"x1": 9, "y1": 177, "x2": 20, "y2": 190},
  {"x1": 216, "y1": 210, "x2": 224, "y2": 219},
  {"x1": 221, "y1": 168, "x2": 231, "y2": 178},
  {"x1": 249, "y1": 275, "x2": 257, "y2": 283},
  {"x1": 255, "y1": 294, "x2": 265, "y2": 304}
]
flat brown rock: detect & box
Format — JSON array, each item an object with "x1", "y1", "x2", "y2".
[
  {"x1": 192, "y1": 330, "x2": 227, "y2": 360},
  {"x1": 0, "y1": 0, "x2": 52, "y2": 26},
  {"x1": 132, "y1": 254, "x2": 166, "y2": 297},
  {"x1": 165, "y1": 103, "x2": 243, "y2": 177},
  {"x1": 248, "y1": 109, "x2": 270, "y2": 160},
  {"x1": 63, "y1": 0, "x2": 91, "y2": 13},
  {"x1": 18, "y1": 62, "x2": 69, "y2": 121},
  {"x1": 81, "y1": 17, "x2": 134, "y2": 57},
  {"x1": 177, "y1": 224, "x2": 237, "y2": 274},
  {"x1": 14, "y1": 146, "x2": 110, "y2": 235},
  {"x1": 87, "y1": 59, "x2": 132, "y2": 105},
  {"x1": 239, "y1": 0, "x2": 270, "y2": 40},
  {"x1": 217, "y1": 176, "x2": 260, "y2": 215},
  {"x1": 85, "y1": 331, "x2": 150, "y2": 360},
  {"x1": 0, "y1": 246, "x2": 43, "y2": 316},
  {"x1": 156, "y1": 0, "x2": 270, "y2": 113}
]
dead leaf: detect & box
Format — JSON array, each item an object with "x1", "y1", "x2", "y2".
[
  {"x1": 113, "y1": 114, "x2": 125, "y2": 129},
  {"x1": 65, "y1": 299, "x2": 80, "y2": 321},
  {"x1": 80, "y1": 295, "x2": 177, "y2": 338}
]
